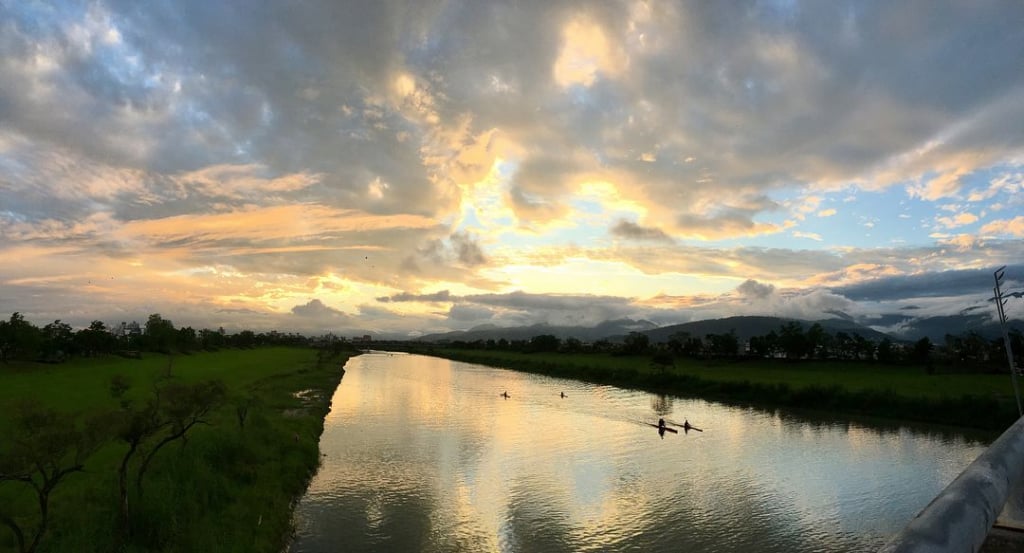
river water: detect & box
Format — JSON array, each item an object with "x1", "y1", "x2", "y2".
[{"x1": 289, "y1": 352, "x2": 987, "y2": 553}]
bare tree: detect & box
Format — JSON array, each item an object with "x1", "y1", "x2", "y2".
[
  {"x1": 0, "y1": 402, "x2": 104, "y2": 553},
  {"x1": 108, "y1": 375, "x2": 226, "y2": 537}
]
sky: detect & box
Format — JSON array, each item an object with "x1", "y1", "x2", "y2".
[{"x1": 2, "y1": 0, "x2": 1024, "y2": 338}]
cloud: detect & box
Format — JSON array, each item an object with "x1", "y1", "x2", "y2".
[
  {"x1": 936, "y1": 212, "x2": 979, "y2": 229},
  {"x1": 3, "y1": 1, "x2": 1024, "y2": 336},
  {"x1": 981, "y1": 216, "x2": 1024, "y2": 237},
  {"x1": 291, "y1": 299, "x2": 346, "y2": 318},
  {"x1": 792, "y1": 231, "x2": 823, "y2": 241},
  {"x1": 377, "y1": 290, "x2": 453, "y2": 303},
  {"x1": 448, "y1": 304, "x2": 495, "y2": 321},
  {"x1": 736, "y1": 279, "x2": 776, "y2": 300},
  {"x1": 610, "y1": 220, "x2": 673, "y2": 243},
  {"x1": 831, "y1": 266, "x2": 1024, "y2": 302}
]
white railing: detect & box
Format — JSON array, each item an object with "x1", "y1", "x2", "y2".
[{"x1": 879, "y1": 416, "x2": 1024, "y2": 553}]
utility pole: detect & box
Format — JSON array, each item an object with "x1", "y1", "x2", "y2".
[{"x1": 993, "y1": 266, "x2": 1022, "y2": 418}]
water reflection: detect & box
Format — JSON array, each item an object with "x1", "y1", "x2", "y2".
[{"x1": 290, "y1": 353, "x2": 987, "y2": 553}]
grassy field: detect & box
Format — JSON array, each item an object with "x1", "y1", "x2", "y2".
[
  {"x1": 420, "y1": 348, "x2": 1021, "y2": 431},
  {"x1": 0, "y1": 347, "x2": 352, "y2": 553}
]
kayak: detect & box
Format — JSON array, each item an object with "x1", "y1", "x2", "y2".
[
  {"x1": 668, "y1": 420, "x2": 703, "y2": 432},
  {"x1": 645, "y1": 423, "x2": 678, "y2": 433}
]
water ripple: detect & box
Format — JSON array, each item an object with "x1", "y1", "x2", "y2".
[{"x1": 290, "y1": 354, "x2": 987, "y2": 553}]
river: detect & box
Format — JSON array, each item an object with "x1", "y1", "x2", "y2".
[{"x1": 289, "y1": 352, "x2": 987, "y2": 552}]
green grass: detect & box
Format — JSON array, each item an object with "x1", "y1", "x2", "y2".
[
  {"x1": 0, "y1": 347, "x2": 352, "y2": 553},
  {"x1": 420, "y1": 349, "x2": 1020, "y2": 431}
]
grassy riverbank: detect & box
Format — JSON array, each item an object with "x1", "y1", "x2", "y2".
[
  {"x1": 0, "y1": 347, "x2": 352, "y2": 553},
  {"x1": 419, "y1": 348, "x2": 1020, "y2": 431}
]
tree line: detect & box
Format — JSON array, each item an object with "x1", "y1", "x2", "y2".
[
  {"x1": 444, "y1": 321, "x2": 1024, "y2": 373},
  {"x1": 0, "y1": 312, "x2": 324, "y2": 364},
  {"x1": 0, "y1": 311, "x2": 353, "y2": 552}
]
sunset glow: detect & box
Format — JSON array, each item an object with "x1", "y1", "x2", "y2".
[{"x1": 1, "y1": 1, "x2": 1023, "y2": 336}]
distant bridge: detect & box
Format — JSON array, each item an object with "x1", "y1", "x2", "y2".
[{"x1": 879, "y1": 416, "x2": 1024, "y2": 553}]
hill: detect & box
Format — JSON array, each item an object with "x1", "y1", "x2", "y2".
[
  {"x1": 640, "y1": 316, "x2": 894, "y2": 344},
  {"x1": 417, "y1": 318, "x2": 657, "y2": 343}
]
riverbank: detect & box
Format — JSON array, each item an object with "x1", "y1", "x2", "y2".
[
  {"x1": 415, "y1": 348, "x2": 1019, "y2": 432},
  {"x1": 0, "y1": 347, "x2": 352, "y2": 553}
]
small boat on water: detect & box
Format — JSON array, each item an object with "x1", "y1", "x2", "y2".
[
  {"x1": 645, "y1": 422, "x2": 678, "y2": 433},
  {"x1": 668, "y1": 420, "x2": 703, "y2": 432}
]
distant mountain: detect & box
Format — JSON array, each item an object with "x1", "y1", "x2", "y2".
[
  {"x1": 881, "y1": 313, "x2": 1024, "y2": 343},
  {"x1": 416, "y1": 318, "x2": 658, "y2": 343},
  {"x1": 413, "y1": 313, "x2": 1024, "y2": 345},
  {"x1": 640, "y1": 316, "x2": 894, "y2": 344}
]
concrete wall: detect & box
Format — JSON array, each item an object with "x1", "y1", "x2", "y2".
[{"x1": 879, "y1": 416, "x2": 1024, "y2": 553}]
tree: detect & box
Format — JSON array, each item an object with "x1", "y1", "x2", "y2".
[
  {"x1": 561, "y1": 337, "x2": 583, "y2": 353},
  {"x1": 667, "y1": 332, "x2": 690, "y2": 356},
  {"x1": 143, "y1": 314, "x2": 176, "y2": 353},
  {"x1": 0, "y1": 402, "x2": 104, "y2": 553},
  {"x1": 39, "y1": 320, "x2": 74, "y2": 362},
  {"x1": 749, "y1": 332, "x2": 778, "y2": 358},
  {"x1": 133, "y1": 379, "x2": 226, "y2": 498},
  {"x1": 176, "y1": 326, "x2": 198, "y2": 353},
  {"x1": 0, "y1": 313, "x2": 41, "y2": 363},
  {"x1": 706, "y1": 331, "x2": 739, "y2": 358},
  {"x1": 912, "y1": 337, "x2": 934, "y2": 373},
  {"x1": 833, "y1": 332, "x2": 854, "y2": 360},
  {"x1": 75, "y1": 321, "x2": 116, "y2": 357},
  {"x1": 108, "y1": 375, "x2": 227, "y2": 535},
  {"x1": 528, "y1": 334, "x2": 561, "y2": 353},
  {"x1": 876, "y1": 338, "x2": 897, "y2": 363},
  {"x1": 681, "y1": 336, "x2": 705, "y2": 358},
  {"x1": 198, "y1": 328, "x2": 225, "y2": 351},
  {"x1": 622, "y1": 332, "x2": 650, "y2": 355},
  {"x1": 778, "y1": 322, "x2": 810, "y2": 360},
  {"x1": 806, "y1": 323, "x2": 828, "y2": 359},
  {"x1": 232, "y1": 330, "x2": 256, "y2": 349},
  {"x1": 853, "y1": 334, "x2": 875, "y2": 361}
]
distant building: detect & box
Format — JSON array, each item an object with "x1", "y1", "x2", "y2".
[{"x1": 352, "y1": 334, "x2": 372, "y2": 343}]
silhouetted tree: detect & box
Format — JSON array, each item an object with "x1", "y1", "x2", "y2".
[
  {"x1": 778, "y1": 322, "x2": 810, "y2": 360},
  {"x1": 176, "y1": 327, "x2": 198, "y2": 353},
  {"x1": 561, "y1": 337, "x2": 583, "y2": 353},
  {"x1": 748, "y1": 332, "x2": 778, "y2": 358},
  {"x1": 0, "y1": 313, "x2": 41, "y2": 363},
  {"x1": 74, "y1": 321, "x2": 116, "y2": 357},
  {"x1": 876, "y1": 338, "x2": 897, "y2": 363},
  {"x1": 622, "y1": 332, "x2": 650, "y2": 355},
  {"x1": 529, "y1": 334, "x2": 561, "y2": 353},
  {"x1": 143, "y1": 314, "x2": 176, "y2": 353},
  {"x1": 806, "y1": 323, "x2": 827, "y2": 359},
  {"x1": 667, "y1": 332, "x2": 690, "y2": 356},
  {"x1": 706, "y1": 331, "x2": 739, "y2": 358},
  {"x1": 39, "y1": 320, "x2": 73, "y2": 362},
  {"x1": 852, "y1": 334, "x2": 875, "y2": 361}
]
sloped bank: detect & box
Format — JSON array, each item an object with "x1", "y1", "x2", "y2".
[{"x1": 0, "y1": 348, "x2": 354, "y2": 553}]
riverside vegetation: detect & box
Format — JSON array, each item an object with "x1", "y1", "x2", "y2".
[
  {"x1": 404, "y1": 330, "x2": 1022, "y2": 432},
  {"x1": 398, "y1": 321, "x2": 1024, "y2": 433},
  {"x1": 0, "y1": 345, "x2": 353, "y2": 553}
]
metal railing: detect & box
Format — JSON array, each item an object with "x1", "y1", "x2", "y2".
[{"x1": 879, "y1": 416, "x2": 1024, "y2": 553}]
